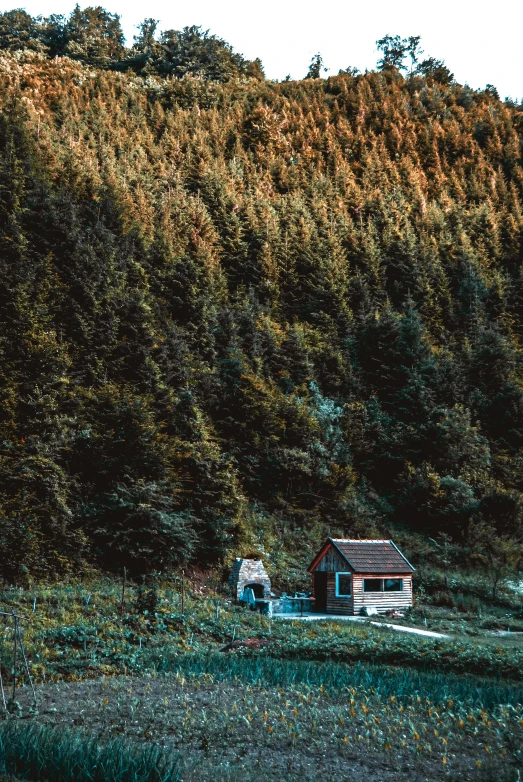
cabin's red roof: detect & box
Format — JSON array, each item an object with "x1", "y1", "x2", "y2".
[{"x1": 308, "y1": 539, "x2": 415, "y2": 573}]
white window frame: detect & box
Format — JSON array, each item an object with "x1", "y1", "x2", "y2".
[{"x1": 335, "y1": 572, "x2": 352, "y2": 598}]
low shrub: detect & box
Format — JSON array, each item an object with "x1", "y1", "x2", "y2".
[
  {"x1": 431, "y1": 590, "x2": 456, "y2": 608},
  {"x1": 454, "y1": 594, "x2": 483, "y2": 614},
  {"x1": 265, "y1": 626, "x2": 523, "y2": 680},
  {"x1": 479, "y1": 616, "x2": 523, "y2": 632}
]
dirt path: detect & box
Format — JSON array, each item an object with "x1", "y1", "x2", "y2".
[
  {"x1": 369, "y1": 621, "x2": 450, "y2": 638},
  {"x1": 275, "y1": 614, "x2": 450, "y2": 638}
]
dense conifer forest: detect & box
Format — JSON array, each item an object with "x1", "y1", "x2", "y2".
[{"x1": 1, "y1": 7, "x2": 523, "y2": 583}]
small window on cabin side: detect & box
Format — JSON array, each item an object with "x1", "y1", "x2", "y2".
[
  {"x1": 336, "y1": 573, "x2": 352, "y2": 597},
  {"x1": 363, "y1": 578, "x2": 382, "y2": 592},
  {"x1": 384, "y1": 578, "x2": 403, "y2": 592}
]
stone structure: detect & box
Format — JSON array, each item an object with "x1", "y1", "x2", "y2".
[{"x1": 228, "y1": 558, "x2": 271, "y2": 600}]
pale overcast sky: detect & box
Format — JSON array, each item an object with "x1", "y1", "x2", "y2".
[{"x1": 4, "y1": 0, "x2": 523, "y2": 101}]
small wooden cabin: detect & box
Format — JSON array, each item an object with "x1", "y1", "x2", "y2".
[{"x1": 307, "y1": 539, "x2": 415, "y2": 615}]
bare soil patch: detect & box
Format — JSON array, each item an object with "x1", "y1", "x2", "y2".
[{"x1": 220, "y1": 637, "x2": 274, "y2": 652}]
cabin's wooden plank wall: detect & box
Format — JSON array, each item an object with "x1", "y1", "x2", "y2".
[
  {"x1": 321, "y1": 573, "x2": 413, "y2": 615},
  {"x1": 314, "y1": 547, "x2": 347, "y2": 572},
  {"x1": 325, "y1": 573, "x2": 354, "y2": 615},
  {"x1": 352, "y1": 574, "x2": 413, "y2": 614}
]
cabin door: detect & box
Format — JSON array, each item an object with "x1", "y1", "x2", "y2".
[{"x1": 314, "y1": 572, "x2": 328, "y2": 612}]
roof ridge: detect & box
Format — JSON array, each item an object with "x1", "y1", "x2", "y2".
[{"x1": 330, "y1": 538, "x2": 392, "y2": 543}]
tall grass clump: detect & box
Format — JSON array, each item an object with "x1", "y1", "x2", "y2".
[{"x1": 0, "y1": 723, "x2": 181, "y2": 782}]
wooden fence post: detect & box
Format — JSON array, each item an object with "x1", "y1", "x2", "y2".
[
  {"x1": 120, "y1": 567, "x2": 127, "y2": 617},
  {"x1": 0, "y1": 611, "x2": 37, "y2": 713},
  {"x1": 181, "y1": 570, "x2": 185, "y2": 614},
  {"x1": 11, "y1": 613, "x2": 18, "y2": 703}
]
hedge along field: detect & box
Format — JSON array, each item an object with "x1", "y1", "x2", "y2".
[{"x1": 257, "y1": 626, "x2": 523, "y2": 680}]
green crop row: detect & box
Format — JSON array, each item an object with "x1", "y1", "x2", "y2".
[{"x1": 144, "y1": 650, "x2": 523, "y2": 708}]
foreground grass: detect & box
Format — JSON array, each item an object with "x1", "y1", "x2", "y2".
[{"x1": 0, "y1": 722, "x2": 180, "y2": 782}]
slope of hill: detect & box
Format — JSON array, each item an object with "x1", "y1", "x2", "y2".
[{"x1": 1, "y1": 40, "x2": 523, "y2": 582}]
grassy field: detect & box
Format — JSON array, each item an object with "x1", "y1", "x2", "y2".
[
  {"x1": 1, "y1": 576, "x2": 523, "y2": 683},
  {"x1": 0, "y1": 575, "x2": 522, "y2": 780}
]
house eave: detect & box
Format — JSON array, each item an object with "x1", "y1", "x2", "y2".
[{"x1": 390, "y1": 539, "x2": 416, "y2": 572}]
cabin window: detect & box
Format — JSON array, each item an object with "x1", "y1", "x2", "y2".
[
  {"x1": 362, "y1": 578, "x2": 404, "y2": 592},
  {"x1": 384, "y1": 578, "x2": 403, "y2": 592},
  {"x1": 335, "y1": 572, "x2": 352, "y2": 597},
  {"x1": 363, "y1": 578, "x2": 383, "y2": 592}
]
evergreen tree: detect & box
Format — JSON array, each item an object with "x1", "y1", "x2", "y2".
[
  {"x1": 64, "y1": 5, "x2": 125, "y2": 66},
  {"x1": 305, "y1": 53, "x2": 326, "y2": 79},
  {"x1": 0, "y1": 9, "x2": 43, "y2": 52},
  {"x1": 376, "y1": 35, "x2": 409, "y2": 71}
]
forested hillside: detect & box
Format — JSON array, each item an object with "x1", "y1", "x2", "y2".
[{"x1": 1, "y1": 9, "x2": 523, "y2": 583}]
